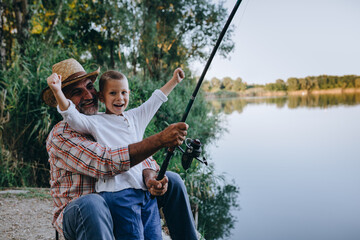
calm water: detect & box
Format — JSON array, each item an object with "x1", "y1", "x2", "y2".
[{"x1": 207, "y1": 94, "x2": 360, "y2": 240}]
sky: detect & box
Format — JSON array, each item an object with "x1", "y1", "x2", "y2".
[{"x1": 191, "y1": 0, "x2": 360, "y2": 85}]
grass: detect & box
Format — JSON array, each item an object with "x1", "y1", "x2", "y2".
[{"x1": 0, "y1": 187, "x2": 51, "y2": 200}]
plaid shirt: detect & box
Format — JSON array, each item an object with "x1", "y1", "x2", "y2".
[{"x1": 46, "y1": 121, "x2": 159, "y2": 234}]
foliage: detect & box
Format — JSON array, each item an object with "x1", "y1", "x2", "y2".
[
  {"x1": 180, "y1": 164, "x2": 239, "y2": 240},
  {"x1": 1, "y1": 1, "x2": 240, "y2": 239},
  {"x1": 264, "y1": 79, "x2": 287, "y2": 91},
  {"x1": 137, "y1": 0, "x2": 234, "y2": 80},
  {"x1": 221, "y1": 77, "x2": 233, "y2": 90},
  {"x1": 205, "y1": 76, "x2": 247, "y2": 93},
  {"x1": 208, "y1": 93, "x2": 360, "y2": 115},
  {"x1": 285, "y1": 75, "x2": 360, "y2": 92},
  {"x1": 0, "y1": 39, "x2": 71, "y2": 186},
  {"x1": 2, "y1": 0, "x2": 234, "y2": 77},
  {"x1": 204, "y1": 75, "x2": 360, "y2": 94}
]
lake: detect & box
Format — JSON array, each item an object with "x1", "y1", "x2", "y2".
[{"x1": 206, "y1": 94, "x2": 360, "y2": 240}]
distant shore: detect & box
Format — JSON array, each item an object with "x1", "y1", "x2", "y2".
[{"x1": 205, "y1": 88, "x2": 360, "y2": 99}]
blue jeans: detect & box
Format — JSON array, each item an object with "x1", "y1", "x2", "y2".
[
  {"x1": 63, "y1": 171, "x2": 197, "y2": 240},
  {"x1": 62, "y1": 193, "x2": 113, "y2": 240},
  {"x1": 99, "y1": 189, "x2": 162, "y2": 240},
  {"x1": 157, "y1": 172, "x2": 197, "y2": 240}
]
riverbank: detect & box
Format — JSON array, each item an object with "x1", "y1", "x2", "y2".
[
  {"x1": 0, "y1": 188, "x2": 172, "y2": 240},
  {"x1": 205, "y1": 88, "x2": 360, "y2": 99},
  {"x1": 0, "y1": 188, "x2": 59, "y2": 240}
]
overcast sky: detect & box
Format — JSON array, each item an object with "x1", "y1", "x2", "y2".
[{"x1": 191, "y1": 0, "x2": 360, "y2": 85}]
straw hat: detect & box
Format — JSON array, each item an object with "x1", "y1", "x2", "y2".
[{"x1": 42, "y1": 58, "x2": 100, "y2": 107}]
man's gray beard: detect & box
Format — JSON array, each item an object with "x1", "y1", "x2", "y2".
[{"x1": 78, "y1": 103, "x2": 98, "y2": 115}]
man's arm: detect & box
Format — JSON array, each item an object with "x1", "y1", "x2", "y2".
[
  {"x1": 48, "y1": 121, "x2": 188, "y2": 177},
  {"x1": 48, "y1": 122, "x2": 131, "y2": 178},
  {"x1": 128, "y1": 122, "x2": 188, "y2": 167},
  {"x1": 141, "y1": 156, "x2": 160, "y2": 173}
]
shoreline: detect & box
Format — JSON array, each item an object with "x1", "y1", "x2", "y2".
[{"x1": 205, "y1": 88, "x2": 360, "y2": 99}]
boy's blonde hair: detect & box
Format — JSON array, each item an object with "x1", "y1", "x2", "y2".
[{"x1": 99, "y1": 70, "x2": 127, "y2": 92}]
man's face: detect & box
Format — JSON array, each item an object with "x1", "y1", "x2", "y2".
[{"x1": 63, "y1": 78, "x2": 99, "y2": 115}]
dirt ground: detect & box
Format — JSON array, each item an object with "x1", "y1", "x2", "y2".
[
  {"x1": 0, "y1": 188, "x2": 172, "y2": 240},
  {"x1": 0, "y1": 189, "x2": 61, "y2": 240}
]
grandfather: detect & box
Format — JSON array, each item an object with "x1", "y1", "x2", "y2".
[{"x1": 42, "y1": 59, "x2": 197, "y2": 240}]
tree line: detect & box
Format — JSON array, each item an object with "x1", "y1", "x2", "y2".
[
  {"x1": 203, "y1": 76, "x2": 247, "y2": 92},
  {"x1": 208, "y1": 92, "x2": 360, "y2": 115},
  {"x1": 0, "y1": 1, "x2": 238, "y2": 239},
  {"x1": 202, "y1": 75, "x2": 360, "y2": 93}
]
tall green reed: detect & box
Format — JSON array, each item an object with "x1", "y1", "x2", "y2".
[{"x1": 0, "y1": 39, "x2": 70, "y2": 187}]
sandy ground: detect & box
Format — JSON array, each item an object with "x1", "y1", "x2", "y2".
[
  {"x1": 0, "y1": 189, "x2": 172, "y2": 240},
  {"x1": 0, "y1": 192, "x2": 60, "y2": 240}
]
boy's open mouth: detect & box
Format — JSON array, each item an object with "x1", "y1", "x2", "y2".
[{"x1": 113, "y1": 103, "x2": 124, "y2": 108}]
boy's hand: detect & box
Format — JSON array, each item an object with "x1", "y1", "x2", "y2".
[
  {"x1": 172, "y1": 68, "x2": 185, "y2": 83},
  {"x1": 47, "y1": 73, "x2": 62, "y2": 93},
  {"x1": 159, "y1": 68, "x2": 185, "y2": 96}
]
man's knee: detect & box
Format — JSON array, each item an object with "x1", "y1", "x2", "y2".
[
  {"x1": 166, "y1": 171, "x2": 187, "y2": 197},
  {"x1": 76, "y1": 194, "x2": 108, "y2": 211},
  {"x1": 64, "y1": 194, "x2": 112, "y2": 222},
  {"x1": 63, "y1": 194, "x2": 113, "y2": 239}
]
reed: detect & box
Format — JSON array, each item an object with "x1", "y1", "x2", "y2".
[{"x1": 0, "y1": 39, "x2": 69, "y2": 187}]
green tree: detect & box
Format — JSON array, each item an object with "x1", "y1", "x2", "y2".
[
  {"x1": 181, "y1": 165, "x2": 239, "y2": 240},
  {"x1": 287, "y1": 77, "x2": 299, "y2": 91},
  {"x1": 202, "y1": 80, "x2": 211, "y2": 92},
  {"x1": 232, "y1": 77, "x2": 245, "y2": 91},
  {"x1": 1, "y1": 2, "x2": 239, "y2": 239},
  {"x1": 222, "y1": 77, "x2": 233, "y2": 90},
  {"x1": 0, "y1": 40, "x2": 69, "y2": 186},
  {"x1": 355, "y1": 78, "x2": 360, "y2": 88},
  {"x1": 1, "y1": 0, "x2": 32, "y2": 68},
  {"x1": 275, "y1": 79, "x2": 287, "y2": 91},
  {"x1": 137, "y1": 0, "x2": 234, "y2": 81},
  {"x1": 211, "y1": 77, "x2": 221, "y2": 90}
]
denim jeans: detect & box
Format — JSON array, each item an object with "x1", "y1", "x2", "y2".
[
  {"x1": 157, "y1": 171, "x2": 198, "y2": 240},
  {"x1": 62, "y1": 171, "x2": 197, "y2": 240},
  {"x1": 62, "y1": 193, "x2": 114, "y2": 240},
  {"x1": 100, "y1": 189, "x2": 162, "y2": 240}
]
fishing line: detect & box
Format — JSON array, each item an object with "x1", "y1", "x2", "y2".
[
  {"x1": 155, "y1": 0, "x2": 243, "y2": 184},
  {"x1": 237, "y1": 0, "x2": 252, "y2": 27}
]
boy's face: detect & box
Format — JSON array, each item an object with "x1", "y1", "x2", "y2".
[{"x1": 100, "y1": 79, "x2": 130, "y2": 115}]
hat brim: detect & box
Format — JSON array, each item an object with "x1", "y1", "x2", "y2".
[{"x1": 42, "y1": 67, "x2": 100, "y2": 108}]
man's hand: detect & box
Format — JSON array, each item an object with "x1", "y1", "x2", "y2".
[
  {"x1": 129, "y1": 122, "x2": 188, "y2": 167},
  {"x1": 47, "y1": 73, "x2": 62, "y2": 93},
  {"x1": 159, "y1": 122, "x2": 188, "y2": 147},
  {"x1": 143, "y1": 169, "x2": 168, "y2": 196}
]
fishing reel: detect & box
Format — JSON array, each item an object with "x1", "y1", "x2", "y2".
[{"x1": 178, "y1": 138, "x2": 208, "y2": 170}]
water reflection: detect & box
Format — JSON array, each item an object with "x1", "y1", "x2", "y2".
[
  {"x1": 208, "y1": 95, "x2": 360, "y2": 240},
  {"x1": 207, "y1": 93, "x2": 360, "y2": 114}
]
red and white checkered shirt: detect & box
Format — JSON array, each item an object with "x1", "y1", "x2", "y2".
[{"x1": 46, "y1": 121, "x2": 159, "y2": 234}]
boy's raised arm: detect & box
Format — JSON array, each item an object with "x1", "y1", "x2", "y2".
[
  {"x1": 160, "y1": 68, "x2": 185, "y2": 96},
  {"x1": 47, "y1": 73, "x2": 70, "y2": 111}
]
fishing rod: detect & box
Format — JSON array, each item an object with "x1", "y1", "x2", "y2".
[{"x1": 155, "y1": 0, "x2": 243, "y2": 182}]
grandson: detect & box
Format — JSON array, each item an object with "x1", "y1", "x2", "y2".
[{"x1": 47, "y1": 68, "x2": 184, "y2": 239}]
